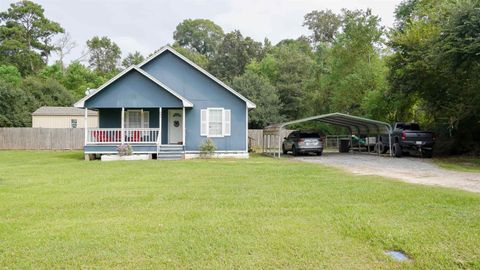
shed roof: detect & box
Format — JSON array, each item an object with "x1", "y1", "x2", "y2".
[
  {"x1": 264, "y1": 113, "x2": 392, "y2": 135},
  {"x1": 32, "y1": 106, "x2": 98, "y2": 116}
]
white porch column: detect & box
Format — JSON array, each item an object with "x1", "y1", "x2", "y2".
[
  {"x1": 182, "y1": 107, "x2": 186, "y2": 146},
  {"x1": 158, "y1": 107, "x2": 162, "y2": 144},
  {"x1": 121, "y1": 107, "x2": 125, "y2": 144},
  {"x1": 84, "y1": 108, "x2": 88, "y2": 146}
]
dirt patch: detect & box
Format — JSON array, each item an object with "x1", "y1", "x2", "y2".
[{"x1": 295, "y1": 152, "x2": 480, "y2": 193}]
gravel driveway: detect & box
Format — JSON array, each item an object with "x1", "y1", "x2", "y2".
[{"x1": 295, "y1": 152, "x2": 480, "y2": 193}]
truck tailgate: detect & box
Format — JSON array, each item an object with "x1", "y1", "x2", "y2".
[{"x1": 404, "y1": 132, "x2": 433, "y2": 142}]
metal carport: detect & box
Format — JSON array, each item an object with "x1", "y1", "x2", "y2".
[{"x1": 263, "y1": 112, "x2": 393, "y2": 157}]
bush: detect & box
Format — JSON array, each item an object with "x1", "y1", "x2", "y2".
[
  {"x1": 117, "y1": 144, "x2": 132, "y2": 156},
  {"x1": 199, "y1": 139, "x2": 216, "y2": 158}
]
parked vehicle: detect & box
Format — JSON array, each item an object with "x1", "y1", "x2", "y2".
[
  {"x1": 378, "y1": 122, "x2": 435, "y2": 158},
  {"x1": 282, "y1": 131, "x2": 323, "y2": 156}
]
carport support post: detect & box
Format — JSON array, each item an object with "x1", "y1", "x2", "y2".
[
  {"x1": 350, "y1": 133, "x2": 353, "y2": 154},
  {"x1": 388, "y1": 133, "x2": 392, "y2": 157},
  {"x1": 278, "y1": 134, "x2": 281, "y2": 158},
  {"x1": 367, "y1": 134, "x2": 370, "y2": 153},
  {"x1": 377, "y1": 135, "x2": 380, "y2": 156}
]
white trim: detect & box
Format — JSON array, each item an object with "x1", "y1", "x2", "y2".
[
  {"x1": 84, "y1": 108, "x2": 88, "y2": 146},
  {"x1": 138, "y1": 46, "x2": 256, "y2": 109},
  {"x1": 185, "y1": 150, "x2": 248, "y2": 153},
  {"x1": 121, "y1": 107, "x2": 125, "y2": 144},
  {"x1": 245, "y1": 106, "x2": 248, "y2": 152},
  {"x1": 74, "y1": 66, "x2": 193, "y2": 108},
  {"x1": 184, "y1": 152, "x2": 249, "y2": 159},
  {"x1": 158, "y1": 107, "x2": 162, "y2": 144},
  {"x1": 182, "y1": 107, "x2": 186, "y2": 146}
]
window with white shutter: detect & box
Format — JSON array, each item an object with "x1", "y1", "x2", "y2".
[
  {"x1": 223, "y1": 109, "x2": 231, "y2": 136},
  {"x1": 200, "y1": 108, "x2": 231, "y2": 137},
  {"x1": 200, "y1": 109, "x2": 208, "y2": 136}
]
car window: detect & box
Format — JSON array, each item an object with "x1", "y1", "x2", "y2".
[{"x1": 298, "y1": 133, "x2": 320, "y2": 138}]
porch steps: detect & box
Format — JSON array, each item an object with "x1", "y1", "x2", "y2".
[{"x1": 157, "y1": 145, "x2": 185, "y2": 160}]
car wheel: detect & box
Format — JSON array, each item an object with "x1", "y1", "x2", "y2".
[
  {"x1": 316, "y1": 151, "x2": 323, "y2": 156},
  {"x1": 292, "y1": 145, "x2": 298, "y2": 156},
  {"x1": 392, "y1": 143, "x2": 402, "y2": 158},
  {"x1": 374, "y1": 142, "x2": 384, "y2": 154},
  {"x1": 282, "y1": 144, "x2": 288, "y2": 154}
]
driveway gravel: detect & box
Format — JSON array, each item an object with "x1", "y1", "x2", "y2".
[{"x1": 295, "y1": 152, "x2": 480, "y2": 193}]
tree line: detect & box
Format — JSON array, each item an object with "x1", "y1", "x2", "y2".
[{"x1": 0, "y1": 0, "x2": 479, "y2": 154}]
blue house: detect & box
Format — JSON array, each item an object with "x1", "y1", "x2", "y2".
[{"x1": 74, "y1": 46, "x2": 255, "y2": 160}]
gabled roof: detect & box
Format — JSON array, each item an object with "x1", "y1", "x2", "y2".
[
  {"x1": 32, "y1": 106, "x2": 98, "y2": 116},
  {"x1": 138, "y1": 45, "x2": 256, "y2": 109},
  {"x1": 74, "y1": 66, "x2": 193, "y2": 108}
]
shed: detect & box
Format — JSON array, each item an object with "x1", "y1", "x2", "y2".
[
  {"x1": 263, "y1": 113, "x2": 392, "y2": 157},
  {"x1": 32, "y1": 106, "x2": 98, "y2": 128}
]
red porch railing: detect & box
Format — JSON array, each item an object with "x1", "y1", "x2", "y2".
[{"x1": 86, "y1": 128, "x2": 160, "y2": 144}]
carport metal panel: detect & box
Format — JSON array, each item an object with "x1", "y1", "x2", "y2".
[{"x1": 263, "y1": 112, "x2": 393, "y2": 157}]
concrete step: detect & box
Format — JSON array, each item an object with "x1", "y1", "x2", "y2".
[
  {"x1": 157, "y1": 154, "x2": 183, "y2": 160},
  {"x1": 157, "y1": 144, "x2": 184, "y2": 160}
]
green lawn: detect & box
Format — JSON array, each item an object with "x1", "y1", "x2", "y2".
[
  {"x1": 0, "y1": 151, "x2": 479, "y2": 269},
  {"x1": 434, "y1": 156, "x2": 480, "y2": 173}
]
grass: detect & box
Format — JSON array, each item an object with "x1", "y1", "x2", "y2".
[
  {"x1": 434, "y1": 156, "x2": 480, "y2": 173},
  {"x1": 0, "y1": 151, "x2": 479, "y2": 269}
]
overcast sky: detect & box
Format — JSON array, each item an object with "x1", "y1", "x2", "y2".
[{"x1": 1, "y1": 0, "x2": 402, "y2": 63}]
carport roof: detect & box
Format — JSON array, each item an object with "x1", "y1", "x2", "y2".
[{"x1": 263, "y1": 113, "x2": 392, "y2": 135}]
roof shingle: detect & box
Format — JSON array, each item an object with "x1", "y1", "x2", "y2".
[{"x1": 32, "y1": 106, "x2": 98, "y2": 116}]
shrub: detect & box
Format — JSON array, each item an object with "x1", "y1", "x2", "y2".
[
  {"x1": 117, "y1": 144, "x2": 132, "y2": 156},
  {"x1": 199, "y1": 139, "x2": 216, "y2": 158}
]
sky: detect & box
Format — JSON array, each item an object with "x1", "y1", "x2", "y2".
[{"x1": 1, "y1": 0, "x2": 402, "y2": 63}]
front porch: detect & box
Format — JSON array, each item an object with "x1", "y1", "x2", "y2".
[{"x1": 83, "y1": 107, "x2": 186, "y2": 158}]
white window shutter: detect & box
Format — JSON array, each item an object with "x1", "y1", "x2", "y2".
[
  {"x1": 223, "y1": 109, "x2": 231, "y2": 136},
  {"x1": 200, "y1": 109, "x2": 208, "y2": 136}
]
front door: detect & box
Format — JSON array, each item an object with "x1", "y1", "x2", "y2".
[{"x1": 168, "y1": 109, "x2": 183, "y2": 144}]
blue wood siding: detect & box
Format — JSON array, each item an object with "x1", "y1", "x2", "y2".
[
  {"x1": 142, "y1": 51, "x2": 247, "y2": 151},
  {"x1": 85, "y1": 69, "x2": 183, "y2": 108}
]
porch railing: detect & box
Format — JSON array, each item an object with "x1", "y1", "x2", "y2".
[{"x1": 86, "y1": 128, "x2": 160, "y2": 144}]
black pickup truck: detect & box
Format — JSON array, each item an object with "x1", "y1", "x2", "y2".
[{"x1": 379, "y1": 122, "x2": 435, "y2": 158}]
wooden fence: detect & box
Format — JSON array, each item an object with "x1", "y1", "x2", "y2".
[
  {"x1": 248, "y1": 129, "x2": 293, "y2": 150},
  {"x1": 0, "y1": 128, "x2": 84, "y2": 150},
  {"x1": 0, "y1": 128, "x2": 289, "y2": 150}
]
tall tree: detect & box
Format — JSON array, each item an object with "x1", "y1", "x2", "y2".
[
  {"x1": 62, "y1": 61, "x2": 106, "y2": 98},
  {"x1": 0, "y1": 0, "x2": 64, "y2": 75},
  {"x1": 121, "y1": 51, "x2": 144, "y2": 68},
  {"x1": 303, "y1": 10, "x2": 342, "y2": 46},
  {"x1": 54, "y1": 32, "x2": 76, "y2": 71},
  {"x1": 232, "y1": 71, "x2": 283, "y2": 128},
  {"x1": 173, "y1": 19, "x2": 224, "y2": 59},
  {"x1": 273, "y1": 41, "x2": 315, "y2": 120},
  {"x1": 208, "y1": 30, "x2": 263, "y2": 82},
  {"x1": 171, "y1": 44, "x2": 209, "y2": 69},
  {"x1": 86, "y1": 36, "x2": 121, "y2": 75},
  {"x1": 389, "y1": 0, "x2": 480, "y2": 153}
]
